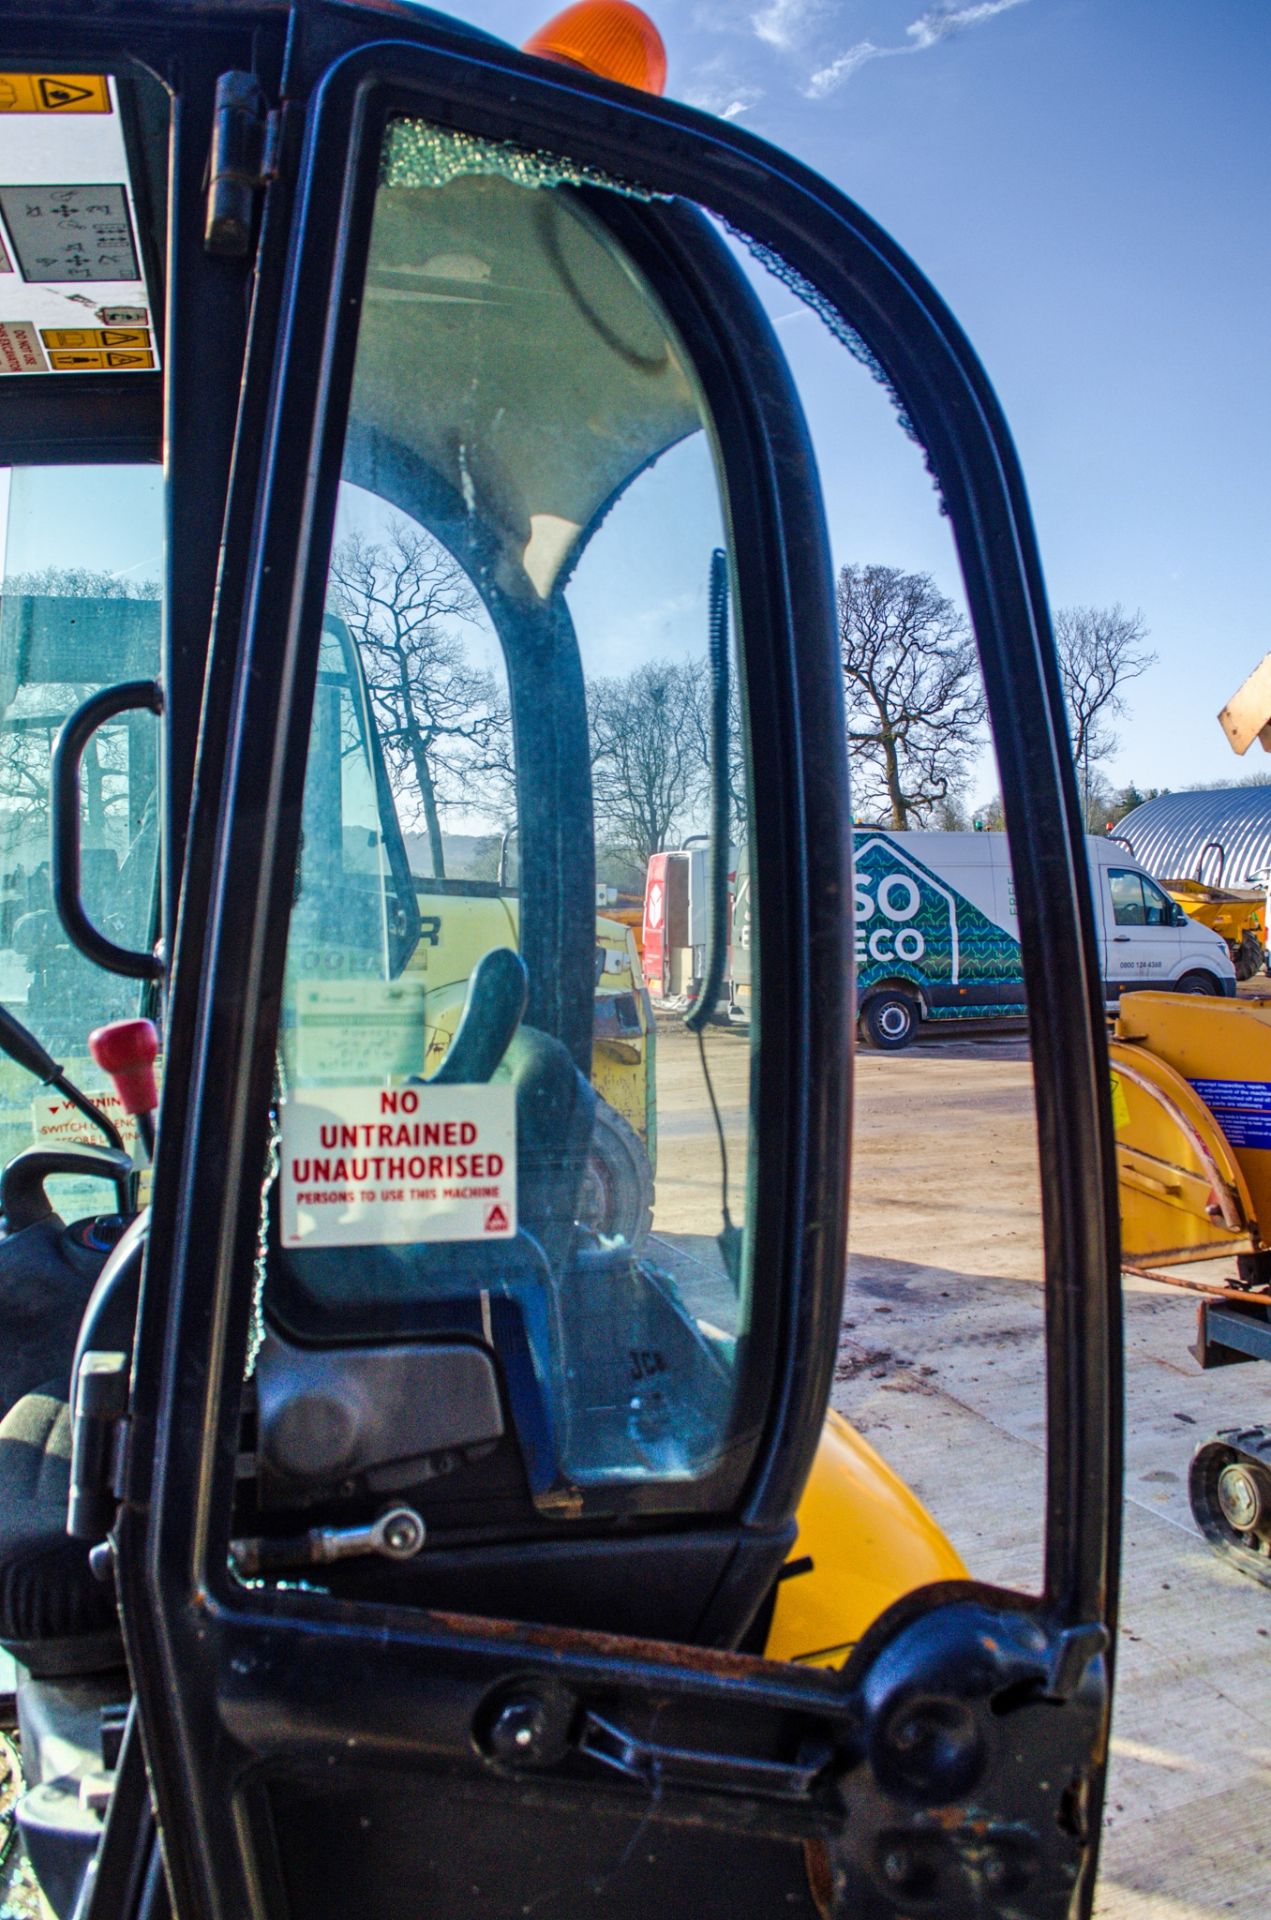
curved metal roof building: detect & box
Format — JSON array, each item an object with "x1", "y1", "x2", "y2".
[{"x1": 1116, "y1": 787, "x2": 1271, "y2": 887}]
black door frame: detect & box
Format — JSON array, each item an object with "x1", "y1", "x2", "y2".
[{"x1": 111, "y1": 14, "x2": 1121, "y2": 1918}]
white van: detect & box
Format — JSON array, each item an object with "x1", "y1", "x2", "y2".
[{"x1": 853, "y1": 830, "x2": 1235, "y2": 1049}]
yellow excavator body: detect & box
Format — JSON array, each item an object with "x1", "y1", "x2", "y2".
[
  {"x1": 1111, "y1": 991, "x2": 1271, "y2": 1268},
  {"x1": 765, "y1": 1409, "x2": 968, "y2": 1666}
]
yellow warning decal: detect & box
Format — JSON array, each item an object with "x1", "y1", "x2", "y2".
[
  {"x1": 105, "y1": 349, "x2": 153, "y2": 368},
  {"x1": 48, "y1": 349, "x2": 106, "y2": 370},
  {"x1": 0, "y1": 74, "x2": 111, "y2": 114},
  {"x1": 1110, "y1": 1070, "x2": 1130, "y2": 1133},
  {"x1": 41, "y1": 327, "x2": 149, "y2": 351}
]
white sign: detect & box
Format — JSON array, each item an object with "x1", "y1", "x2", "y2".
[
  {"x1": 31, "y1": 1086, "x2": 143, "y2": 1216},
  {"x1": 33, "y1": 1085, "x2": 140, "y2": 1153},
  {"x1": 280, "y1": 1083, "x2": 516, "y2": 1249}
]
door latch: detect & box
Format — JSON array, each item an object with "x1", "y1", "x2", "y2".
[{"x1": 230, "y1": 1505, "x2": 426, "y2": 1577}]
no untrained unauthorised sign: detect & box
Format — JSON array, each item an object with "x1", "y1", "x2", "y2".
[{"x1": 279, "y1": 1082, "x2": 516, "y2": 1249}]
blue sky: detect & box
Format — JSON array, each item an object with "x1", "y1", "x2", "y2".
[
  {"x1": 6, "y1": 3, "x2": 1262, "y2": 806},
  {"x1": 456, "y1": 0, "x2": 1270, "y2": 801}
]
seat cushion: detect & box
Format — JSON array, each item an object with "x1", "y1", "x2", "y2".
[
  {"x1": 0, "y1": 1386, "x2": 123, "y2": 1677},
  {"x1": 0, "y1": 1216, "x2": 102, "y2": 1417}
]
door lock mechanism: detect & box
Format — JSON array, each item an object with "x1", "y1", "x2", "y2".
[{"x1": 230, "y1": 1505, "x2": 425, "y2": 1577}]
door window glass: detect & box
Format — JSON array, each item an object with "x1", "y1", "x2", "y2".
[
  {"x1": 0, "y1": 464, "x2": 162, "y2": 1209},
  {"x1": 1140, "y1": 876, "x2": 1173, "y2": 927},
  {"x1": 1110, "y1": 869, "x2": 1147, "y2": 926},
  {"x1": 261, "y1": 134, "x2": 757, "y2": 1528}
]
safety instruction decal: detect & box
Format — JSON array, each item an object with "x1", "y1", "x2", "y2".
[
  {"x1": 292, "y1": 977, "x2": 426, "y2": 1083},
  {"x1": 1188, "y1": 1078, "x2": 1271, "y2": 1151},
  {"x1": 0, "y1": 75, "x2": 111, "y2": 115},
  {"x1": 1109, "y1": 1070, "x2": 1130, "y2": 1133},
  {"x1": 280, "y1": 1083, "x2": 516, "y2": 1249},
  {"x1": 0, "y1": 183, "x2": 138, "y2": 282}
]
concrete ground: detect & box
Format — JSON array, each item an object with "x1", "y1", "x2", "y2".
[
  {"x1": 830, "y1": 1032, "x2": 1271, "y2": 1920},
  {"x1": 3, "y1": 1018, "x2": 1266, "y2": 1917},
  {"x1": 652, "y1": 1011, "x2": 1270, "y2": 1914}
]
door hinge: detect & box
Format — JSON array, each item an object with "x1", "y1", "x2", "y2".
[{"x1": 205, "y1": 72, "x2": 278, "y2": 257}]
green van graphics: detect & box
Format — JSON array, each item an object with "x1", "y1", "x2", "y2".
[{"x1": 853, "y1": 833, "x2": 1024, "y2": 1024}]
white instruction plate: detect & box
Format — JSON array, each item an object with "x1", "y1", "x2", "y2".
[
  {"x1": 280, "y1": 1082, "x2": 516, "y2": 1249},
  {"x1": 292, "y1": 976, "x2": 425, "y2": 1083}
]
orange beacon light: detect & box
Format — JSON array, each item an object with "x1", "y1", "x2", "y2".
[{"x1": 523, "y1": 1, "x2": 668, "y2": 96}]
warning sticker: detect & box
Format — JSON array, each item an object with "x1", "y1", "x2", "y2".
[
  {"x1": 1188, "y1": 1078, "x2": 1271, "y2": 1151},
  {"x1": 0, "y1": 74, "x2": 111, "y2": 115},
  {"x1": 31, "y1": 1086, "x2": 145, "y2": 1217},
  {"x1": 48, "y1": 348, "x2": 105, "y2": 369},
  {"x1": 95, "y1": 305, "x2": 146, "y2": 326},
  {"x1": 280, "y1": 1083, "x2": 517, "y2": 1249},
  {"x1": 32, "y1": 1087, "x2": 141, "y2": 1155},
  {"x1": 0, "y1": 183, "x2": 139, "y2": 283},
  {"x1": 41, "y1": 326, "x2": 149, "y2": 349},
  {"x1": 0, "y1": 320, "x2": 47, "y2": 372},
  {"x1": 1109, "y1": 1070, "x2": 1130, "y2": 1133}
]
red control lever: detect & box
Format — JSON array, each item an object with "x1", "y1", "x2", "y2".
[
  {"x1": 89, "y1": 1019, "x2": 160, "y2": 1162},
  {"x1": 89, "y1": 1019, "x2": 160, "y2": 1114}
]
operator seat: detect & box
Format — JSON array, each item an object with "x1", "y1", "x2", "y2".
[
  {"x1": 0, "y1": 1216, "x2": 143, "y2": 1678},
  {"x1": 0, "y1": 1387, "x2": 122, "y2": 1677}
]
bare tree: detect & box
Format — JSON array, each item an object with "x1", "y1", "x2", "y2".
[
  {"x1": 837, "y1": 564, "x2": 983, "y2": 829},
  {"x1": 589, "y1": 659, "x2": 707, "y2": 867},
  {"x1": 1054, "y1": 606, "x2": 1154, "y2": 827},
  {"x1": 328, "y1": 523, "x2": 510, "y2": 878},
  {"x1": 0, "y1": 568, "x2": 160, "y2": 851},
  {"x1": 3, "y1": 566, "x2": 159, "y2": 601},
  {"x1": 682, "y1": 669, "x2": 748, "y2": 848}
]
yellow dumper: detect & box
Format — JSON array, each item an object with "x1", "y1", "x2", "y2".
[
  {"x1": 1111, "y1": 991, "x2": 1271, "y2": 1583},
  {"x1": 1162, "y1": 874, "x2": 1266, "y2": 979}
]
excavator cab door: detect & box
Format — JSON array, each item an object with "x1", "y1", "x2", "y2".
[{"x1": 59, "y1": 7, "x2": 1126, "y2": 1918}]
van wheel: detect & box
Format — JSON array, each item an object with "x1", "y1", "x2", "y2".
[
  {"x1": 579, "y1": 1101, "x2": 654, "y2": 1248},
  {"x1": 1177, "y1": 971, "x2": 1223, "y2": 996},
  {"x1": 860, "y1": 991, "x2": 919, "y2": 1050}
]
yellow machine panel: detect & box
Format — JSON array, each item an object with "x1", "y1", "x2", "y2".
[
  {"x1": 765, "y1": 1409, "x2": 967, "y2": 1667},
  {"x1": 1111, "y1": 993, "x2": 1271, "y2": 1266}
]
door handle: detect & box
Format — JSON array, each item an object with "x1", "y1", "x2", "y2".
[
  {"x1": 1113, "y1": 935, "x2": 1132, "y2": 943},
  {"x1": 52, "y1": 680, "x2": 164, "y2": 979}
]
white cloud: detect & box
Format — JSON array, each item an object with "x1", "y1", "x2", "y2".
[
  {"x1": 809, "y1": 0, "x2": 1027, "y2": 97},
  {"x1": 685, "y1": 78, "x2": 766, "y2": 119},
  {"x1": 808, "y1": 38, "x2": 884, "y2": 92},
  {"x1": 908, "y1": 0, "x2": 1027, "y2": 49},
  {"x1": 752, "y1": 0, "x2": 827, "y2": 52},
  {"x1": 684, "y1": 51, "x2": 765, "y2": 121}
]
